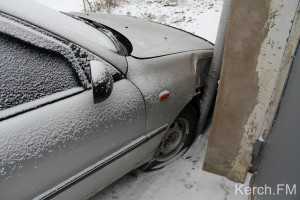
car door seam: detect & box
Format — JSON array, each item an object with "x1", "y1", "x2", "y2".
[
  {"x1": 127, "y1": 78, "x2": 148, "y2": 130},
  {"x1": 33, "y1": 124, "x2": 168, "y2": 200}
]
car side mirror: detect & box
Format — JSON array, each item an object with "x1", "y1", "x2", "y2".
[{"x1": 90, "y1": 60, "x2": 114, "y2": 103}]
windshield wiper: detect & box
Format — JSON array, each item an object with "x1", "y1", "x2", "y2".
[{"x1": 62, "y1": 12, "x2": 128, "y2": 56}]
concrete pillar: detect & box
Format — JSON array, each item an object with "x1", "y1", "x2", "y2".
[{"x1": 203, "y1": 0, "x2": 300, "y2": 182}]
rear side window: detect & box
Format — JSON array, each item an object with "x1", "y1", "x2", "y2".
[{"x1": 0, "y1": 33, "x2": 80, "y2": 111}]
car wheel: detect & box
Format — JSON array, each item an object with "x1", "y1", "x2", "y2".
[{"x1": 143, "y1": 103, "x2": 198, "y2": 171}]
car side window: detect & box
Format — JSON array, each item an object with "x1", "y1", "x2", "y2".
[{"x1": 0, "y1": 32, "x2": 80, "y2": 111}]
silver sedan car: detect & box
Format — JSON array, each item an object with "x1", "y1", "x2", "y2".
[{"x1": 0, "y1": 1, "x2": 213, "y2": 199}]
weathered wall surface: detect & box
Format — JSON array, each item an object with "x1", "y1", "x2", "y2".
[
  {"x1": 204, "y1": 0, "x2": 300, "y2": 182},
  {"x1": 252, "y1": 40, "x2": 300, "y2": 200}
]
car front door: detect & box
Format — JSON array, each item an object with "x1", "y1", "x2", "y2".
[{"x1": 0, "y1": 15, "x2": 148, "y2": 200}]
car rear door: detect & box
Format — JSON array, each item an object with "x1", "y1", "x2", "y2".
[{"x1": 0, "y1": 14, "x2": 147, "y2": 200}]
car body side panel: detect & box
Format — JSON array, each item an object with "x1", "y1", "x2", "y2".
[
  {"x1": 51, "y1": 127, "x2": 166, "y2": 200},
  {"x1": 0, "y1": 80, "x2": 146, "y2": 200},
  {"x1": 127, "y1": 50, "x2": 213, "y2": 131}
]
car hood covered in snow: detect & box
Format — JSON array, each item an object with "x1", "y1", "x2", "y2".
[{"x1": 73, "y1": 13, "x2": 213, "y2": 59}]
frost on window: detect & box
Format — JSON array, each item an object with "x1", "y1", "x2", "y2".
[{"x1": 0, "y1": 33, "x2": 80, "y2": 110}]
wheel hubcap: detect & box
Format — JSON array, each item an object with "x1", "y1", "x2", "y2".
[{"x1": 156, "y1": 118, "x2": 189, "y2": 162}]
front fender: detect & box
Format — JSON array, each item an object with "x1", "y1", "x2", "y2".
[{"x1": 127, "y1": 49, "x2": 212, "y2": 131}]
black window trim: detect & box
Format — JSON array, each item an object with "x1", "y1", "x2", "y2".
[
  {"x1": 0, "y1": 14, "x2": 91, "y2": 120},
  {"x1": 0, "y1": 87, "x2": 85, "y2": 122},
  {"x1": 0, "y1": 13, "x2": 125, "y2": 120}
]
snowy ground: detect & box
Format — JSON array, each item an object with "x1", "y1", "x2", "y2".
[
  {"x1": 91, "y1": 133, "x2": 249, "y2": 200},
  {"x1": 36, "y1": 0, "x2": 83, "y2": 12},
  {"x1": 110, "y1": 0, "x2": 222, "y2": 42}
]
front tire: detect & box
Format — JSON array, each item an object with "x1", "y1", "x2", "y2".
[{"x1": 143, "y1": 103, "x2": 198, "y2": 171}]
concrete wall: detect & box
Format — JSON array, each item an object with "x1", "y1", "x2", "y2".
[
  {"x1": 252, "y1": 42, "x2": 300, "y2": 200},
  {"x1": 204, "y1": 0, "x2": 300, "y2": 182}
]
